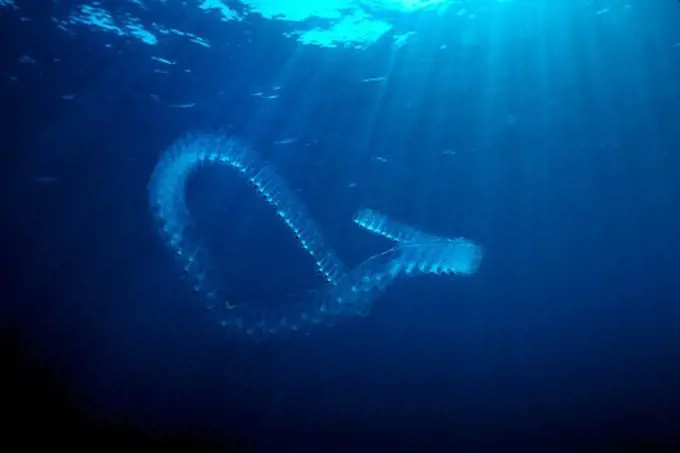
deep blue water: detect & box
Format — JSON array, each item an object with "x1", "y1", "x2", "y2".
[{"x1": 2, "y1": 1, "x2": 680, "y2": 452}]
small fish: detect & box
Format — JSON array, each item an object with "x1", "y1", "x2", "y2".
[
  {"x1": 252, "y1": 91, "x2": 280, "y2": 100},
  {"x1": 168, "y1": 102, "x2": 196, "y2": 109},
  {"x1": 361, "y1": 76, "x2": 386, "y2": 83},
  {"x1": 443, "y1": 148, "x2": 476, "y2": 156},
  {"x1": 273, "y1": 138, "x2": 297, "y2": 146},
  {"x1": 151, "y1": 56, "x2": 175, "y2": 65}
]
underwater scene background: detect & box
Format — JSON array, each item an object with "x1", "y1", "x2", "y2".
[{"x1": 2, "y1": 0, "x2": 680, "y2": 451}]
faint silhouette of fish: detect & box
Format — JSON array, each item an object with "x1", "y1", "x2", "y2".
[
  {"x1": 273, "y1": 138, "x2": 298, "y2": 146},
  {"x1": 168, "y1": 103, "x2": 196, "y2": 109},
  {"x1": 35, "y1": 176, "x2": 58, "y2": 184}
]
